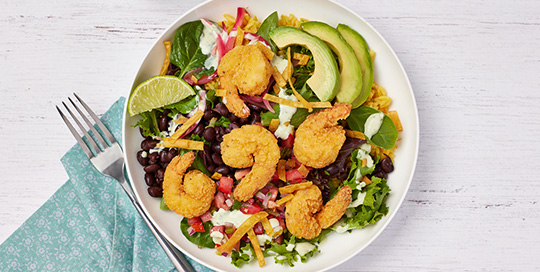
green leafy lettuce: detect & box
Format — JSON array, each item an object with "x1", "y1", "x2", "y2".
[
  {"x1": 231, "y1": 243, "x2": 254, "y2": 268},
  {"x1": 180, "y1": 217, "x2": 215, "y2": 248}
]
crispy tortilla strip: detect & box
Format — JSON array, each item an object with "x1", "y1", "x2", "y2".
[
  {"x1": 272, "y1": 84, "x2": 281, "y2": 95},
  {"x1": 345, "y1": 129, "x2": 366, "y2": 140},
  {"x1": 211, "y1": 172, "x2": 222, "y2": 180},
  {"x1": 289, "y1": 78, "x2": 312, "y2": 112},
  {"x1": 361, "y1": 158, "x2": 367, "y2": 167},
  {"x1": 388, "y1": 110, "x2": 403, "y2": 131},
  {"x1": 162, "y1": 138, "x2": 204, "y2": 150},
  {"x1": 255, "y1": 42, "x2": 274, "y2": 61},
  {"x1": 234, "y1": 28, "x2": 245, "y2": 48},
  {"x1": 297, "y1": 164, "x2": 309, "y2": 177},
  {"x1": 293, "y1": 52, "x2": 310, "y2": 66},
  {"x1": 369, "y1": 49, "x2": 376, "y2": 62},
  {"x1": 159, "y1": 41, "x2": 172, "y2": 75},
  {"x1": 268, "y1": 119, "x2": 280, "y2": 132},
  {"x1": 260, "y1": 217, "x2": 275, "y2": 237},
  {"x1": 275, "y1": 193, "x2": 294, "y2": 206},
  {"x1": 173, "y1": 116, "x2": 188, "y2": 125},
  {"x1": 263, "y1": 94, "x2": 331, "y2": 109},
  {"x1": 278, "y1": 160, "x2": 286, "y2": 182},
  {"x1": 168, "y1": 110, "x2": 204, "y2": 140},
  {"x1": 215, "y1": 88, "x2": 227, "y2": 97},
  {"x1": 272, "y1": 66, "x2": 287, "y2": 87},
  {"x1": 361, "y1": 176, "x2": 372, "y2": 185},
  {"x1": 247, "y1": 229, "x2": 265, "y2": 267},
  {"x1": 282, "y1": 47, "x2": 293, "y2": 80},
  {"x1": 216, "y1": 211, "x2": 268, "y2": 254},
  {"x1": 279, "y1": 181, "x2": 313, "y2": 194},
  {"x1": 286, "y1": 159, "x2": 296, "y2": 168}
]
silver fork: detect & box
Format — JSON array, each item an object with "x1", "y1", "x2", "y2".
[{"x1": 57, "y1": 93, "x2": 194, "y2": 272}]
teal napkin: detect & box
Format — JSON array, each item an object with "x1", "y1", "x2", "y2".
[{"x1": 0, "y1": 97, "x2": 213, "y2": 272}]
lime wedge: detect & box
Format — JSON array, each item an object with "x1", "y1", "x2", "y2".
[{"x1": 128, "y1": 75, "x2": 195, "y2": 116}]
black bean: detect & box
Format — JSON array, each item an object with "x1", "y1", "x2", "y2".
[
  {"x1": 136, "y1": 150, "x2": 149, "y2": 166},
  {"x1": 229, "y1": 123, "x2": 240, "y2": 130},
  {"x1": 229, "y1": 115, "x2": 239, "y2": 123},
  {"x1": 203, "y1": 127, "x2": 216, "y2": 142},
  {"x1": 206, "y1": 164, "x2": 216, "y2": 173},
  {"x1": 216, "y1": 134, "x2": 223, "y2": 143},
  {"x1": 239, "y1": 117, "x2": 249, "y2": 125},
  {"x1": 250, "y1": 114, "x2": 261, "y2": 125},
  {"x1": 159, "y1": 162, "x2": 169, "y2": 169},
  {"x1": 215, "y1": 126, "x2": 224, "y2": 136},
  {"x1": 167, "y1": 148, "x2": 178, "y2": 161},
  {"x1": 224, "y1": 127, "x2": 232, "y2": 134},
  {"x1": 247, "y1": 103, "x2": 263, "y2": 112},
  {"x1": 148, "y1": 152, "x2": 159, "y2": 165},
  {"x1": 144, "y1": 173, "x2": 155, "y2": 186},
  {"x1": 148, "y1": 186, "x2": 163, "y2": 197},
  {"x1": 203, "y1": 110, "x2": 219, "y2": 121},
  {"x1": 373, "y1": 171, "x2": 388, "y2": 179},
  {"x1": 193, "y1": 123, "x2": 205, "y2": 136},
  {"x1": 213, "y1": 103, "x2": 229, "y2": 116},
  {"x1": 155, "y1": 168, "x2": 165, "y2": 184},
  {"x1": 381, "y1": 157, "x2": 394, "y2": 173},
  {"x1": 211, "y1": 153, "x2": 224, "y2": 165},
  {"x1": 159, "y1": 149, "x2": 170, "y2": 163},
  {"x1": 141, "y1": 139, "x2": 158, "y2": 151},
  {"x1": 159, "y1": 115, "x2": 169, "y2": 131},
  {"x1": 144, "y1": 164, "x2": 161, "y2": 173},
  {"x1": 324, "y1": 164, "x2": 340, "y2": 177},
  {"x1": 212, "y1": 143, "x2": 221, "y2": 154},
  {"x1": 215, "y1": 165, "x2": 230, "y2": 175}
]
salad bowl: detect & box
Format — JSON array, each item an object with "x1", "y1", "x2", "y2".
[{"x1": 122, "y1": 0, "x2": 419, "y2": 271}]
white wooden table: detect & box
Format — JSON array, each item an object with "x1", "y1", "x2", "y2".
[{"x1": 1, "y1": 0, "x2": 539, "y2": 271}]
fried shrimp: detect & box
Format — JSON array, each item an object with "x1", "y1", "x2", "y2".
[
  {"x1": 221, "y1": 125, "x2": 280, "y2": 201},
  {"x1": 163, "y1": 152, "x2": 216, "y2": 218},
  {"x1": 217, "y1": 44, "x2": 273, "y2": 118},
  {"x1": 285, "y1": 185, "x2": 352, "y2": 239},
  {"x1": 293, "y1": 102, "x2": 352, "y2": 168}
]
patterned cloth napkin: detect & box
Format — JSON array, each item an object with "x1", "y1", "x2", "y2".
[{"x1": 0, "y1": 97, "x2": 212, "y2": 272}]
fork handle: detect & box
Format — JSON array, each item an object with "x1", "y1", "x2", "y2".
[{"x1": 115, "y1": 173, "x2": 194, "y2": 272}]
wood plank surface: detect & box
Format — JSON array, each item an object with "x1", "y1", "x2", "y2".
[{"x1": 1, "y1": 0, "x2": 539, "y2": 271}]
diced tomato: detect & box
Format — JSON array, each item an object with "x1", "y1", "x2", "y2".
[
  {"x1": 187, "y1": 217, "x2": 201, "y2": 226},
  {"x1": 289, "y1": 178, "x2": 303, "y2": 184},
  {"x1": 267, "y1": 186, "x2": 278, "y2": 202},
  {"x1": 214, "y1": 191, "x2": 230, "y2": 211},
  {"x1": 191, "y1": 221, "x2": 205, "y2": 233},
  {"x1": 286, "y1": 169, "x2": 305, "y2": 181},
  {"x1": 240, "y1": 202, "x2": 261, "y2": 214},
  {"x1": 218, "y1": 176, "x2": 234, "y2": 194},
  {"x1": 200, "y1": 211, "x2": 213, "y2": 222},
  {"x1": 253, "y1": 222, "x2": 264, "y2": 235},
  {"x1": 271, "y1": 169, "x2": 279, "y2": 183},
  {"x1": 234, "y1": 168, "x2": 251, "y2": 180},
  {"x1": 281, "y1": 133, "x2": 294, "y2": 149},
  {"x1": 273, "y1": 234, "x2": 284, "y2": 244},
  {"x1": 210, "y1": 225, "x2": 225, "y2": 234}
]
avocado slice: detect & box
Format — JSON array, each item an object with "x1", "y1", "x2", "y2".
[
  {"x1": 337, "y1": 24, "x2": 374, "y2": 108},
  {"x1": 269, "y1": 26, "x2": 340, "y2": 102},
  {"x1": 302, "y1": 21, "x2": 363, "y2": 106}
]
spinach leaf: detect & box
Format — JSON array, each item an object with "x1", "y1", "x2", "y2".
[
  {"x1": 178, "y1": 148, "x2": 211, "y2": 176},
  {"x1": 257, "y1": 11, "x2": 279, "y2": 53},
  {"x1": 170, "y1": 21, "x2": 209, "y2": 78},
  {"x1": 163, "y1": 95, "x2": 198, "y2": 117},
  {"x1": 159, "y1": 197, "x2": 169, "y2": 210},
  {"x1": 180, "y1": 217, "x2": 215, "y2": 248},
  {"x1": 347, "y1": 107, "x2": 398, "y2": 149}
]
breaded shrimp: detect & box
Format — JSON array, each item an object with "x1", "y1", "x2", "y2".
[
  {"x1": 217, "y1": 44, "x2": 273, "y2": 118},
  {"x1": 293, "y1": 103, "x2": 352, "y2": 168},
  {"x1": 285, "y1": 185, "x2": 352, "y2": 239},
  {"x1": 221, "y1": 125, "x2": 280, "y2": 201},
  {"x1": 163, "y1": 152, "x2": 216, "y2": 218}
]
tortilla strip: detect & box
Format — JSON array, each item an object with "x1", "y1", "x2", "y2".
[
  {"x1": 279, "y1": 181, "x2": 313, "y2": 194},
  {"x1": 216, "y1": 211, "x2": 268, "y2": 254}
]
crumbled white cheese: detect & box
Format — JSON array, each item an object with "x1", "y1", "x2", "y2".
[{"x1": 294, "y1": 242, "x2": 315, "y2": 256}]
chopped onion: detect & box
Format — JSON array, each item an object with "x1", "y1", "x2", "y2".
[
  {"x1": 187, "y1": 226, "x2": 195, "y2": 236},
  {"x1": 256, "y1": 192, "x2": 266, "y2": 202},
  {"x1": 244, "y1": 32, "x2": 271, "y2": 49},
  {"x1": 262, "y1": 194, "x2": 271, "y2": 208},
  {"x1": 225, "y1": 199, "x2": 233, "y2": 207},
  {"x1": 221, "y1": 252, "x2": 229, "y2": 257}
]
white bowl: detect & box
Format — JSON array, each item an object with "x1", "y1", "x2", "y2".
[{"x1": 122, "y1": 0, "x2": 419, "y2": 271}]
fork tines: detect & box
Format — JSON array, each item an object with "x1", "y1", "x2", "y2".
[{"x1": 56, "y1": 93, "x2": 116, "y2": 159}]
